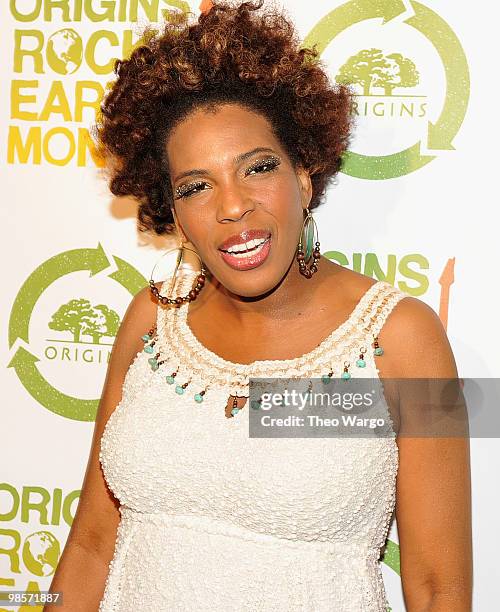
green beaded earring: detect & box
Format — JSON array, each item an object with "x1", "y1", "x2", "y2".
[{"x1": 296, "y1": 207, "x2": 321, "y2": 278}]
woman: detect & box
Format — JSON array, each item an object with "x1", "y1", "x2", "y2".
[{"x1": 47, "y1": 1, "x2": 472, "y2": 610}]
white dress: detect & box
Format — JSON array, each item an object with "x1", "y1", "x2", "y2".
[{"x1": 98, "y1": 268, "x2": 408, "y2": 611}]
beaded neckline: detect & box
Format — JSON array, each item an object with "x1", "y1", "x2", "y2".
[
  {"x1": 142, "y1": 268, "x2": 401, "y2": 415},
  {"x1": 166, "y1": 268, "x2": 386, "y2": 374}
]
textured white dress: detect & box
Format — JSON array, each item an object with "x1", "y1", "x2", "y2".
[{"x1": 98, "y1": 268, "x2": 407, "y2": 612}]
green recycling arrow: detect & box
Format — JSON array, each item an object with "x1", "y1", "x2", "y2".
[
  {"x1": 9, "y1": 243, "x2": 111, "y2": 347},
  {"x1": 302, "y1": 0, "x2": 407, "y2": 54},
  {"x1": 342, "y1": 141, "x2": 435, "y2": 180},
  {"x1": 302, "y1": 0, "x2": 470, "y2": 179},
  {"x1": 110, "y1": 255, "x2": 150, "y2": 294},
  {"x1": 7, "y1": 245, "x2": 147, "y2": 421},
  {"x1": 7, "y1": 346, "x2": 98, "y2": 421},
  {"x1": 407, "y1": 1, "x2": 470, "y2": 150}
]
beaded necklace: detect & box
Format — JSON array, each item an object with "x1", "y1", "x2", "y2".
[{"x1": 140, "y1": 297, "x2": 385, "y2": 417}]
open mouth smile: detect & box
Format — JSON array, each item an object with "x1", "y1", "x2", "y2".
[{"x1": 218, "y1": 233, "x2": 272, "y2": 271}]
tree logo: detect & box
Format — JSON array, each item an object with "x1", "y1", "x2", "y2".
[
  {"x1": 7, "y1": 244, "x2": 147, "y2": 422},
  {"x1": 337, "y1": 48, "x2": 419, "y2": 96},
  {"x1": 302, "y1": 0, "x2": 470, "y2": 179},
  {"x1": 48, "y1": 300, "x2": 120, "y2": 345}
]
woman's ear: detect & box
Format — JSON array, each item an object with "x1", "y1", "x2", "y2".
[
  {"x1": 296, "y1": 165, "x2": 313, "y2": 211},
  {"x1": 170, "y1": 205, "x2": 188, "y2": 243}
]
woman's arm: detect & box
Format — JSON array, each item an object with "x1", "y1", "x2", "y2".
[
  {"x1": 379, "y1": 297, "x2": 473, "y2": 611},
  {"x1": 44, "y1": 284, "x2": 160, "y2": 610}
]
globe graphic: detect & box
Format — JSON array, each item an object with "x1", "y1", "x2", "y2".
[
  {"x1": 46, "y1": 28, "x2": 83, "y2": 75},
  {"x1": 22, "y1": 531, "x2": 60, "y2": 577}
]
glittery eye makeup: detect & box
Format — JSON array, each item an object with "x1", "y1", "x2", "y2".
[
  {"x1": 174, "y1": 155, "x2": 281, "y2": 200},
  {"x1": 245, "y1": 155, "x2": 281, "y2": 176},
  {"x1": 175, "y1": 180, "x2": 207, "y2": 200}
]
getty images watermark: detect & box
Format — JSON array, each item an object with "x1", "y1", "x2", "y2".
[{"x1": 247, "y1": 377, "x2": 498, "y2": 438}]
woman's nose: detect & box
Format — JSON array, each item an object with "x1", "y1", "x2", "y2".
[{"x1": 215, "y1": 184, "x2": 256, "y2": 223}]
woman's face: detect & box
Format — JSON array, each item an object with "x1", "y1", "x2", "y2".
[{"x1": 165, "y1": 102, "x2": 312, "y2": 297}]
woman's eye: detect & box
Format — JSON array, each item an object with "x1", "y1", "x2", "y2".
[
  {"x1": 175, "y1": 181, "x2": 208, "y2": 199},
  {"x1": 175, "y1": 157, "x2": 281, "y2": 199},
  {"x1": 246, "y1": 157, "x2": 281, "y2": 176}
]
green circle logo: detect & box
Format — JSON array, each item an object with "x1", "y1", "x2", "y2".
[
  {"x1": 302, "y1": 0, "x2": 470, "y2": 179},
  {"x1": 46, "y1": 28, "x2": 83, "y2": 75},
  {"x1": 7, "y1": 244, "x2": 147, "y2": 421}
]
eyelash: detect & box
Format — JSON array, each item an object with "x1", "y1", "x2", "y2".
[{"x1": 174, "y1": 156, "x2": 281, "y2": 200}]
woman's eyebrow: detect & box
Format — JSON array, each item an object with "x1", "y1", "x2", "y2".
[{"x1": 173, "y1": 147, "x2": 277, "y2": 182}]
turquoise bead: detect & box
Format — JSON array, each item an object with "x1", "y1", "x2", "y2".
[
  {"x1": 231, "y1": 407, "x2": 240, "y2": 416},
  {"x1": 374, "y1": 347, "x2": 384, "y2": 356},
  {"x1": 175, "y1": 385, "x2": 185, "y2": 395},
  {"x1": 166, "y1": 375, "x2": 175, "y2": 384},
  {"x1": 141, "y1": 334, "x2": 151, "y2": 342},
  {"x1": 321, "y1": 375, "x2": 332, "y2": 384},
  {"x1": 341, "y1": 371, "x2": 351, "y2": 380},
  {"x1": 144, "y1": 345, "x2": 154, "y2": 354},
  {"x1": 148, "y1": 358, "x2": 158, "y2": 370},
  {"x1": 250, "y1": 400, "x2": 261, "y2": 410},
  {"x1": 194, "y1": 393, "x2": 204, "y2": 403},
  {"x1": 356, "y1": 359, "x2": 366, "y2": 368}
]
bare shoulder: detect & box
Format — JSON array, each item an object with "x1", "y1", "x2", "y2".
[
  {"x1": 320, "y1": 261, "x2": 459, "y2": 378},
  {"x1": 123, "y1": 281, "x2": 162, "y2": 325},
  {"x1": 318, "y1": 261, "x2": 378, "y2": 311},
  {"x1": 376, "y1": 292, "x2": 459, "y2": 378},
  {"x1": 111, "y1": 281, "x2": 163, "y2": 365}
]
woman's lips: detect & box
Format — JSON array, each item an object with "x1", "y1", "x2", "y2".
[{"x1": 218, "y1": 236, "x2": 271, "y2": 271}]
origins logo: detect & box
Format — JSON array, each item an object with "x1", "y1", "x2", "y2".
[
  {"x1": 303, "y1": 0, "x2": 470, "y2": 179},
  {"x1": 7, "y1": 245, "x2": 147, "y2": 421}
]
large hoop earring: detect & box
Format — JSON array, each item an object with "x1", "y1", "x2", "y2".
[
  {"x1": 296, "y1": 207, "x2": 321, "y2": 278},
  {"x1": 149, "y1": 243, "x2": 207, "y2": 306}
]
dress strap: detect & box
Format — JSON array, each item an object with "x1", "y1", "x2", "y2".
[{"x1": 360, "y1": 281, "x2": 408, "y2": 341}]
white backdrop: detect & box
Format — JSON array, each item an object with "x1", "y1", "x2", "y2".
[{"x1": 1, "y1": 1, "x2": 499, "y2": 609}]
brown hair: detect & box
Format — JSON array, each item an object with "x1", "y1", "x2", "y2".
[{"x1": 93, "y1": 0, "x2": 355, "y2": 236}]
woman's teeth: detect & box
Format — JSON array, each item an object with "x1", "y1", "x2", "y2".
[{"x1": 223, "y1": 237, "x2": 269, "y2": 257}]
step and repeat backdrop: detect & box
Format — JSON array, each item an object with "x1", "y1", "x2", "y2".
[{"x1": 1, "y1": 1, "x2": 498, "y2": 609}]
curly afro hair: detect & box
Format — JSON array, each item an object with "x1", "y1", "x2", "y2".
[{"x1": 93, "y1": 0, "x2": 355, "y2": 236}]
